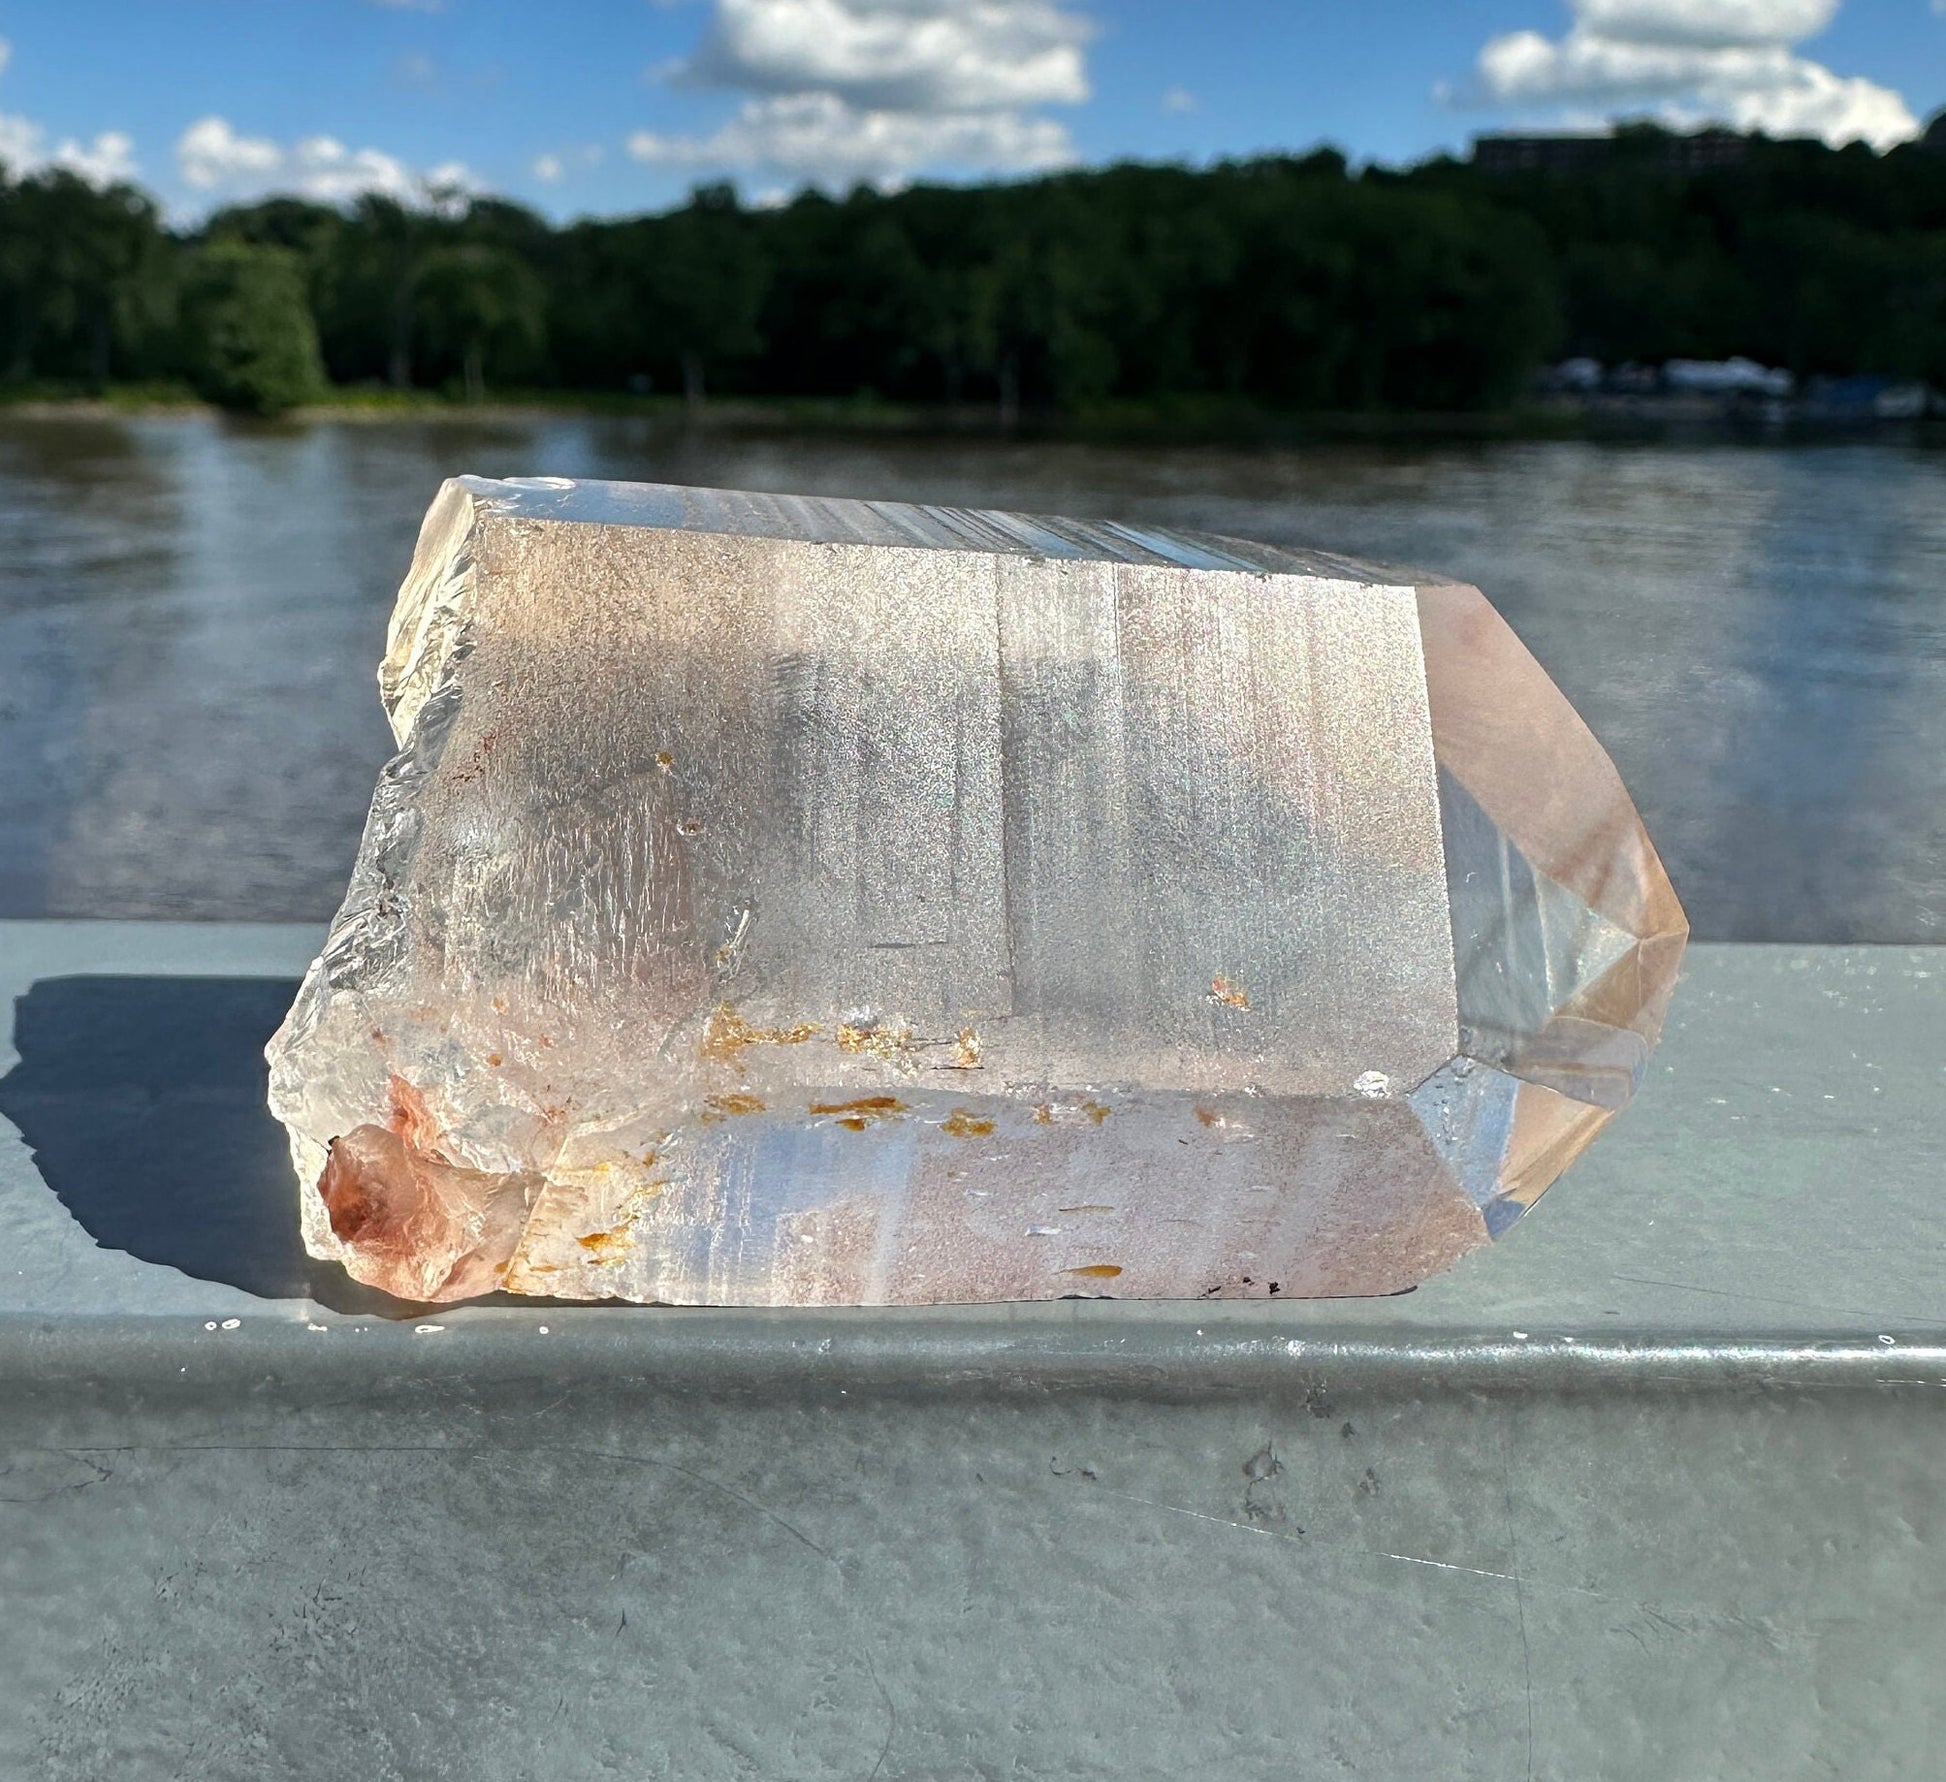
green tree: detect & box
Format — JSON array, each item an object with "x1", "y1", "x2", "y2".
[
  {"x1": 0, "y1": 170, "x2": 171, "y2": 385},
  {"x1": 8, "y1": 125, "x2": 1946, "y2": 421},
  {"x1": 411, "y1": 241, "x2": 545, "y2": 401},
  {"x1": 180, "y1": 242, "x2": 326, "y2": 415},
  {"x1": 644, "y1": 186, "x2": 769, "y2": 411}
]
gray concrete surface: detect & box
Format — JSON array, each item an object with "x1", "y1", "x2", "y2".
[{"x1": 2, "y1": 923, "x2": 1943, "y2": 1779}]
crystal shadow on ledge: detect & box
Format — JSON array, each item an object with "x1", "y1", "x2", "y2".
[{"x1": 1, "y1": 975, "x2": 523, "y2": 1317}]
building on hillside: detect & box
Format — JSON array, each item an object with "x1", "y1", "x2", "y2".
[
  {"x1": 1471, "y1": 132, "x2": 1613, "y2": 175},
  {"x1": 1472, "y1": 127, "x2": 1750, "y2": 175}
]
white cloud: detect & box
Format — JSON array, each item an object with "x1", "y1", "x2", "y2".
[
  {"x1": 177, "y1": 118, "x2": 279, "y2": 186},
  {"x1": 0, "y1": 115, "x2": 139, "y2": 186},
  {"x1": 637, "y1": 0, "x2": 1091, "y2": 191},
  {"x1": 1161, "y1": 85, "x2": 1198, "y2": 115},
  {"x1": 52, "y1": 130, "x2": 138, "y2": 185},
  {"x1": 1699, "y1": 64, "x2": 1917, "y2": 146},
  {"x1": 176, "y1": 115, "x2": 474, "y2": 206},
  {"x1": 0, "y1": 112, "x2": 41, "y2": 173},
  {"x1": 628, "y1": 90, "x2": 1073, "y2": 188},
  {"x1": 1569, "y1": 0, "x2": 1836, "y2": 47},
  {"x1": 1457, "y1": 0, "x2": 1918, "y2": 150},
  {"x1": 677, "y1": 0, "x2": 1090, "y2": 111},
  {"x1": 530, "y1": 144, "x2": 602, "y2": 183},
  {"x1": 0, "y1": 37, "x2": 139, "y2": 187}
]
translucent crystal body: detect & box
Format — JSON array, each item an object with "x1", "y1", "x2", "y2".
[{"x1": 266, "y1": 478, "x2": 1686, "y2": 1305}]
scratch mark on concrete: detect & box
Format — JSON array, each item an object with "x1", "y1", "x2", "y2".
[
  {"x1": 1502, "y1": 1437, "x2": 1534, "y2": 1782},
  {"x1": 1607, "y1": 1272, "x2": 1946, "y2": 1329},
  {"x1": 575, "y1": 1447, "x2": 837, "y2": 1563},
  {"x1": 0, "y1": 1448, "x2": 113, "y2": 1503},
  {"x1": 865, "y1": 1649, "x2": 896, "y2": 1781},
  {"x1": 1378, "y1": 1552, "x2": 1520, "y2": 1584},
  {"x1": 1080, "y1": 1481, "x2": 1309, "y2": 1545}
]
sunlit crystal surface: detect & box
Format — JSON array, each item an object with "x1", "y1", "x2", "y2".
[{"x1": 266, "y1": 477, "x2": 1687, "y2": 1305}]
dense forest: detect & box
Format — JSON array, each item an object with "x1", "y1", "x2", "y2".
[{"x1": 2, "y1": 124, "x2": 1944, "y2": 416}]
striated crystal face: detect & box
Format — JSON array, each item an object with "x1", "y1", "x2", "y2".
[{"x1": 266, "y1": 477, "x2": 1686, "y2": 1306}]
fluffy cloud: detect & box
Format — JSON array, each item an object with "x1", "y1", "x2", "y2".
[
  {"x1": 1568, "y1": 0, "x2": 1835, "y2": 47},
  {"x1": 530, "y1": 144, "x2": 603, "y2": 185},
  {"x1": 629, "y1": 90, "x2": 1072, "y2": 187},
  {"x1": 48, "y1": 130, "x2": 138, "y2": 186},
  {"x1": 0, "y1": 115, "x2": 138, "y2": 186},
  {"x1": 0, "y1": 40, "x2": 139, "y2": 187},
  {"x1": 176, "y1": 116, "x2": 473, "y2": 206},
  {"x1": 679, "y1": 0, "x2": 1089, "y2": 111},
  {"x1": 637, "y1": 0, "x2": 1091, "y2": 190},
  {"x1": 1459, "y1": 0, "x2": 1917, "y2": 150}
]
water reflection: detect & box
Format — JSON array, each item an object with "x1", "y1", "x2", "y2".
[{"x1": 0, "y1": 413, "x2": 1941, "y2": 940}]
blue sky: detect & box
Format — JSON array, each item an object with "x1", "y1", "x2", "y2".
[{"x1": 0, "y1": 0, "x2": 1941, "y2": 218}]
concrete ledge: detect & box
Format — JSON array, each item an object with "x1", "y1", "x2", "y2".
[
  {"x1": 0, "y1": 1315, "x2": 1942, "y2": 1400},
  {"x1": 5, "y1": 925, "x2": 1944, "y2": 1776},
  {"x1": 4, "y1": 921, "x2": 1944, "y2": 1340}
]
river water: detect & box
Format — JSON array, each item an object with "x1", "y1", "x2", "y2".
[{"x1": 2, "y1": 411, "x2": 1942, "y2": 941}]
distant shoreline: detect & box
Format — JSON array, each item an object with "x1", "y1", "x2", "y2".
[{"x1": 2, "y1": 386, "x2": 1941, "y2": 448}]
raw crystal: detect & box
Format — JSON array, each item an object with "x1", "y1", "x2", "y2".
[{"x1": 266, "y1": 477, "x2": 1686, "y2": 1305}]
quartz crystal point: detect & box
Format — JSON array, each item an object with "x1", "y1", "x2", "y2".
[{"x1": 266, "y1": 477, "x2": 1686, "y2": 1306}]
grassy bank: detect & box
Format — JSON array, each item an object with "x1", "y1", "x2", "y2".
[{"x1": 2, "y1": 382, "x2": 1939, "y2": 448}]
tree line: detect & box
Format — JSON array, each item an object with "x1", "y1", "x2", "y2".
[{"x1": 2, "y1": 124, "x2": 1943, "y2": 417}]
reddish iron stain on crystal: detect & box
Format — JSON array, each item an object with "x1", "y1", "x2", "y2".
[
  {"x1": 577, "y1": 1225, "x2": 633, "y2": 1261},
  {"x1": 447, "y1": 728, "x2": 499, "y2": 787},
  {"x1": 702, "y1": 1091, "x2": 766, "y2": 1122},
  {"x1": 316, "y1": 1124, "x2": 536, "y2": 1301},
  {"x1": 835, "y1": 1023, "x2": 913, "y2": 1061},
  {"x1": 386, "y1": 1075, "x2": 443, "y2": 1159},
  {"x1": 810, "y1": 1094, "x2": 906, "y2": 1132},
  {"x1": 809, "y1": 1096, "x2": 905, "y2": 1116},
  {"x1": 701, "y1": 1004, "x2": 820, "y2": 1065},
  {"x1": 319, "y1": 1132, "x2": 399, "y2": 1247}
]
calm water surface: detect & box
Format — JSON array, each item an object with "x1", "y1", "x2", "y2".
[{"x1": 2, "y1": 412, "x2": 1943, "y2": 940}]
